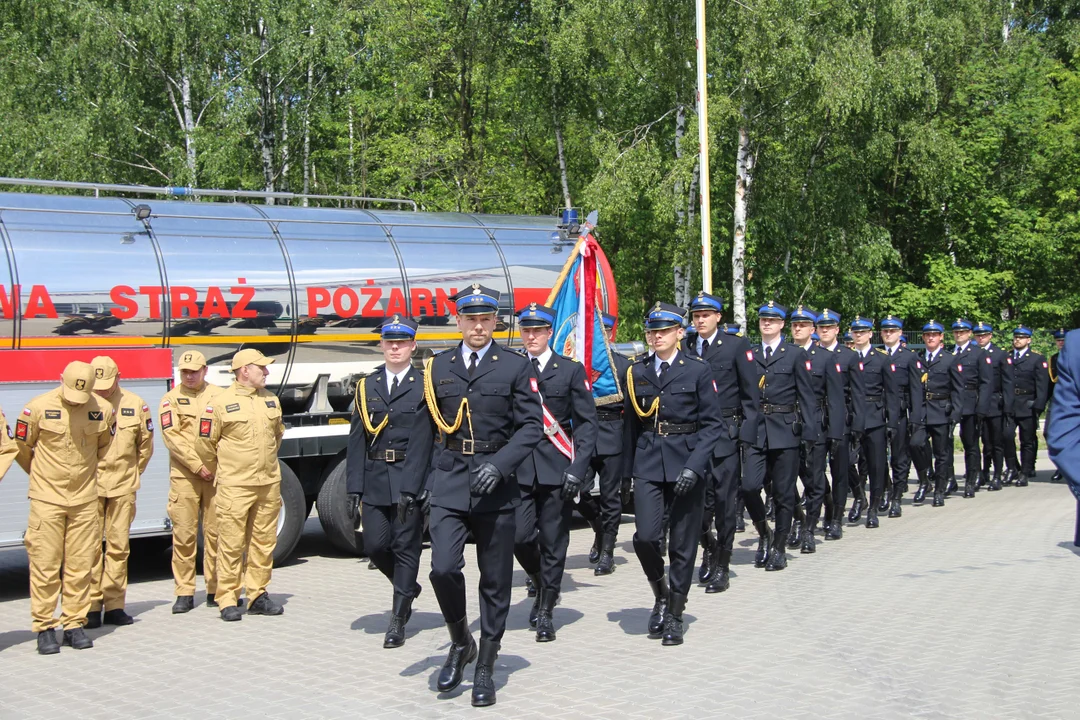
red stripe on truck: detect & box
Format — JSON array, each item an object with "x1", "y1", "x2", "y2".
[{"x1": 0, "y1": 348, "x2": 174, "y2": 382}]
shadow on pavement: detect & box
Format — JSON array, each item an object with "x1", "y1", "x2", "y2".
[
  {"x1": 1056, "y1": 541, "x2": 1080, "y2": 557},
  {"x1": 607, "y1": 607, "x2": 651, "y2": 636},
  {"x1": 351, "y1": 610, "x2": 445, "y2": 636},
  {"x1": 0, "y1": 629, "x2": 36, "y2": 653},
  {"x1": 398, "y1": 651, "x2": 531, "y2": 696}
]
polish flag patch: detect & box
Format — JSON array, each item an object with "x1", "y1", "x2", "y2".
[
  {"x1": 835, "y1": 363, "x2": 842, "y2": 373},
  {"x1": 530, "y1": 378, "x2": 539, "y2": 393},
  {"x1": 22, "y1": 407, "x2": 31, "y2": 416},
  {"x1": 746, "y1": 350, "x2": 755, "y2": 362},
  {"x1": 1043, "y1": 361, "x2": 1049, "y2": 368},
  {"x1": 161, "y1": 400, "x2": 170, "y2": 408},
  {"x1": 916, "y1": 360, "x2": 923, "y2": 369},
  {"x1": 890, "y1": 364, "x2": 897, "y2": 372},
  {"x1": 1007, "y1": 358, "x2": 1013, "y2": 365},
  {"x1": 712, "y1": 380, "x2": 718, "y2": 392},
  {"x1": 142, "y1": 404, "x2": 150, "y2": 413},
  {"x1": 584, "y1": 379, "x2": 591, "y2": 391},
  {"x1": 957, "y1": 364, "x2": 963, "y2": 373},
  {"x1": 985, "y1": 356, "x2": 992, "y2": 364},
  {"x1": 805, "y1": 361, "x2": 812, "y2": 371},
  {"x1": 859, "y1": 362, "x2": 864, "y2": 371}
]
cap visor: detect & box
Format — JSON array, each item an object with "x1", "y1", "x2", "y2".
[
  {"x1": 178, "y1": 362, "x2": 205, "y2": 370},
  {"x1": 253, "y1": 357, "x2": 275, "y2": 366},
  {"x1": 62, "y1": 387, "x2": 91, "y2": 404},
  {"x1": 95, "y1": 375, "x2": 117, "y2": 391}
]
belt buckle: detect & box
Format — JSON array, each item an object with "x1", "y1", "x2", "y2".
[
  {"x1": 384, "y1": 449, "x2": 397, "y2": 463},
  {"x1": 460, "y1": 439, "x2": 475, "y2": 456},
  {"x1": 656, "y1": 421, "x2": 669, "y2": 437}
]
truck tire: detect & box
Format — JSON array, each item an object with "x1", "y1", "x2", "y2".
[
  {"x1": 316, "y1": 456, "x2": 363, "y2": 555},
  {"x1": 273, "y1": 462, "x2": 307, "y2": 565}
]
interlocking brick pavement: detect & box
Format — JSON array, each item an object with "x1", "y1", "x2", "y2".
[{"x1": 0, "y1": 453, "x2": 1078, "y2": 719}]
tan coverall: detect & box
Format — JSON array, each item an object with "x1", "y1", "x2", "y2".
[
  {"x1": 196, "y1": 383, "x2": 285, "y2": 609},
  {"x1": 16, "y1": 390, "x2": 113, "y2": 632},
  {"x1": 0, "y1": 405, "x2": 19, "y2": 480},
  {"x1": 90, "y1": 389, "x2": 153, "y2": 613},
  {"x1": 160, "y1": 382, "x2": 222, "y2": 596}
]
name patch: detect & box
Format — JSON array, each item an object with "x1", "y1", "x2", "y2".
[
  {"x1": 226, "y1": 403, "x2": 240, "y2": 413},
  {"x1": 177, "y1": 398, "x2": 190, "y2": 405},
  {"x1": 122, "y1": 407, "x2": 136, "y2": 416},
  {"x1": 45, "y1": 410, "x2": 61, "y2": 420}
]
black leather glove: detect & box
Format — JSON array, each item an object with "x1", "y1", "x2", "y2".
[
  {"x1": 346, "y1": 493, "x2": 361, "y2": 522},
  {"x1": 908, "y1": 423, "x2": 926, "y2": 448},
  {"x1": 580, "y1": 467, "x2": 597, "y2": 495},
  {"x1": 470, "y1": 462, "x2": 503, "y2": 495},
  {"x1": 800, "y1": 439, "x2": 815, "y2": 458},
  {"x1": 418, "y1": 489, "x2": 431, "y2": 514},
  {"x1": 560, "y1": 471, "x2": 584, "y2": 500},
  {"x1": 673, "y1": 468, "x2": 700, "y2": 497},
  {"x1": 397, "y1": 492, "x2": 417, "y2": 524}
]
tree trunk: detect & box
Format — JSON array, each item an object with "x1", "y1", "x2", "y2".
[
  {"x1": 672, "y1": 104, "x2": 689, "y2": 308},
  {"x1": 280, "y1": 96, "x2": 290, "y2": 193},
  {"x1": 1002, "y1": 1, "x2": 1013, "y2": 43},
  {"x1": 732, "y1": 113, "x2": 754, "y2": 331},
  {"x1": 347, "y1": 102, "x2": 356, "y2": 205},
  {"x1": 258, "y1": 18, "x2": 275, "y2": 204},
  {"x1": 302, "y1": 43, "x2": 313, "y2": 206},
  {"x1": 180, "y1": 63, "x2": 197, "y2": 186},
  {"x1": 554, "y1": 121, "x2": 571, "y2": 210}
]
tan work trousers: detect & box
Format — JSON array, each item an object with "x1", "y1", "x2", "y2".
[
  {"x1": 214, "y1": 483, "x2": 281, "y2": 609},
  {"x1": 168, "y1": 476, "x2": 218, "y2": 596},
  {"x1": 90, "y1": 493, "x2": 137, "y2": 612},
  {"x1": 24, "y1": 499, "x2": 99, "y2": 632}
]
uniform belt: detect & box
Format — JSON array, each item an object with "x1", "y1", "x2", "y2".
[
  {"x1": 925, "y1": 392, "x2": 950, "y2": 400},
  {"x1": 865, "y1": 394, "x2": 882, "y2": 402},
  {"x1": 645, "y1": 420, "x2": 699, "y2": 435},
  {"x1": 1014, "y1": 388, "x2": 1033, "y2": 396},
  {"x1": 720, "y1": 407, "x2": 743, "y2": 419},
  {"x1": 368, "y1": 449, "x2": 406, "y2": 462},
  {"x1": 760, "y1": 403, "x2": 796, "y2": 414},
  {"x1": 596, "y1": 409, "x2": 624, "y2": 421},
  {"x1": 445, "y1": 437, "x2": 509, "y2": 455}
]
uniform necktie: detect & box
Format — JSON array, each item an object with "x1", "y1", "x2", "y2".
[
  {"x1": 1014, "y1": 350, "x2": 1020, "y2": 361},
  {"x1": 532, "y1": 358, "x2": 541, "y2": 375},
  {"x1": 765, "y1": 345, "x2": 773, "y2": 360},
  {"x1": 391, "y1": 376, "x2": 399, "y2": 395},
  {"x1": 469, "y1": 352, "x2": 479, "y2": 377},
  {"x1": 659, "y1": 361, "x2": 670, "y2": 378},
  {"x1": 700, "y1": 339, "x2": 709, "y2": 355}
]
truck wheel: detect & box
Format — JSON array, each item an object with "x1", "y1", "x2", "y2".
[
  {"x1": 316, "y1": 456, "x2": 363, "y2": 555},
  {"x1": 273, "y1": 462, "x2": 307, "y2": 565}
]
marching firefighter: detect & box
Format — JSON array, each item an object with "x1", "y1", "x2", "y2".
[
  {"x1": 513, "y1": 303, "x2": 597, "y2": 642},
  {"x1": 424, "y1": 285, "x2": 543, "y2": 707},
  {"x1": 848, "y1": 317, "x2": 896, "y2": 528},
  {"x1": 16, "y1": 361, "x2": 114, "y2": 654},
  {"x1": 196, "y1": 348, "x2": 286, "y2": 621},
  {"x1": 345, "y1": 316, "x2": 434, "y2": 648},
  {"x1": 949, "y1": 319, "x2": 992, "y2": 498},
  {"x1": 87, "y1": 356, "x2": 154, "y2": 629},
  {"x1": 626, "y1": 302, "x2": 723, "y2": 644},
  {"x1": 973, "y1": 323, "x2": 1013, "y2": 491},
  {"x1": 1004, "y1": 326, "x2": 1050, "y2": 485},
  {"x1": 161, "y1": 350, "x2": 223, "y2": 613},
  {"x1": 880, "y1": 316, "x2": 925, "y2": 516},
  {"x1": 912, "y1": 321, "x2": 964, "y2": 506}
]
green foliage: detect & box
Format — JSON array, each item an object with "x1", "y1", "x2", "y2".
[{"x1": 0, "y1": 0, "x2": 1075, "y2": 336}]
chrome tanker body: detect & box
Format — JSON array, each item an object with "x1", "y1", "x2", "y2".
[{"x1": 0, "y1": 181, "x2": 619, "y2": 560}]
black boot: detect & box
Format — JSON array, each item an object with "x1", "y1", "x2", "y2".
[
  {"x1": 878, "y1": 488, "x2": 890, "y2": 512},
  {"x1": 527, "y1": 573, "x2": 542, "y2": 629},
  {"x1": 172, "y1": 596, "x2": 195, "y2": 614},
  {"x1": 206, "y1": 593, "x2": 218, "y2": 608},
  {"x1": 85, "y1": 610, "x2": 102, "y2": 629},
  {"x1": 848, "y1": 490, "x2": 866, "y2": 522},
  {"x1": 698, "y1": 531, "x2": 717, "y2": 583},
  {"x1": 1002, "y1": 468, "x2": 1017, "y2": 486},
  {"x1": 1016, "y1": 472, "x2": 1030, "y2": 487},
  {"x1": 588, "y1": 531, "x2": 602, "y2": 564},
  {"x1": 963, "y1": 470, "x2": 976, "y2": 498},
  {"x1": 989, "y1": 471, "x2": 1002, "y2": 491},
  {"x1": 705, "y1": 550, "x2": 731, "y2": 593},
  {"x1": 753, "y1": 520, "x2": 773, "y2": 568},
  {"x1": 525, "y1": 575, "x2": 537, "y2": 598},
  {"x1": 865, "y1": 500, "x2": 879, "y2": 528},
  {"x1": 765, "y1": 534, "x2": 788, "y2": 571},
  {"x1": 471, "y1": 639, "x2": 499, "y2": 707},
  {"x1": 103, "y1": 609, "x2": 134, "y2": 626},
  {"x1": 37, "y1": 629, "x2": 60, "y2": 655},
  {"x1": 889, "y1": 485, "x2": 903, "y2": 518},
  {"x1": 765, "y1": 492, "x2": 775, "y2": 521},
  {"x1": 946, "y1": 475, "x2": 959, "y2": 497},
  {"x1": 788, "y1": 519, "x2": 803, "y2": 549},
  {"x1": 801, "y1": 522, "x2": 816, "y2": 553},
  {"x1": 437, "y1": 617, "x2": 477, "y2": 693},
  {"x1": 825, "y1": 516, "x2": 843, "y2": 540},
  {"x1": 913, "y1": 474, "x2": 929, "y2": 504},
  {"x1": 62, "y1": 628, "x2": 93, "y2": 650},
  {"x1": 661, "y1": 593, "x2": 688, "y2": 646},
  {"x1": 647, "y1": 577, "x2": 669, "y2": 636},
  {"x1": 248, "y1": 593, "x2": 284, "y2": 616},
  {"x1": 735, "y1": 496, "x2": 746, "y2": 533},
  {"x1": 595, "y1": 533, "x2": 617, "y2": 576},
  {"x1": 658, "y1": 532, "x2": 668, "y2": 557},
  {"x1": 535, "y1": 588, "x2": 558, "y2": 643},
  {"x1": 977, "y1": 470, "x2": 989, "y2": 490},
  {"x1": 384, "y1": 594, "x2": 413, "y2": 649}
]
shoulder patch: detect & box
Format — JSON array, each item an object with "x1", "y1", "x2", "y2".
[
  {"x1": 266, "y1": 400, "x2": 276, "y2": 408},
  {"x1": 161, "y1": 411, "x2": 173, "y2": 429},
  {"x1": 204, "y1": 406, "x2": 214, "y2": 414},
  {"x1": 45, "y1": 410, "x2": 61, "y2": 420},
  {"x1": 121, "y1": 407, "x2": 136, "y2": 417},
  {"x1": 146, "y1": 419, "x2": 154, "y2": 432},
  {"x1": 199, "y1": 419, "x2": 212, "y2": 438},
  {"x1": 22, "y1": 407, "x2": 31, "y2": 416},
  {"x1": 142, "y1": 404, "x2": 150, "y2": 413},
  {"x1": 15, "y1": 419, "x2": 28, "y2": 440}
]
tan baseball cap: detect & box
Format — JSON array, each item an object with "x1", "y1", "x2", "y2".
[
  {"x1": 231, "y1": 348, "x2": 275, "y2": 370},
  {"x1": 62, "y1": 361, "x2": 95, "y2": 404},
  {"x1": 90, "y1": 356, "x2": 119, "y2": 391},
  {"x1": 177, "y1": 350, "x2": 207, "y2": 371}
]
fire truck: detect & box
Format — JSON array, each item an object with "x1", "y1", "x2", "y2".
[{"x1": 0, "y1": 178, "x2": 620, "y2": 562}]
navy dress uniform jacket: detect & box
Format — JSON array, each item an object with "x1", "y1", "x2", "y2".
[
  {"x1": 346, "y1": 365, "x2": 435, "y2": 506},
  {"x1": 1011, "y1": 350, "x2": 1051, "y2": 415},
  {"x1": 953, "y1": 344, "x2": 993, "y2": 417},
  {"x1": 982, "y1": 343, "x2": 1015, "y2": 418},
  {"x1": 1047, "y1": 330, "x2": 1080, "y2": 484},
  {"x1": 821, "y1": 344, "x2": 864, "y2": 440},
  {"x1": 745, "y1": 340, "x2": 819, "y2": 449},
  {"x1": 884, "y1": 346, "x2": 926, "y2": 427},
  {"x1": 626, "y1": 352, "x2": 724, "y2": 482},
  {"x1": 920, "y1": 350, "x2": 964, "y2": 426},
  {"x1": 853, "y1": 348, "x2": 896, "y2": 433},
  {"x1": 802, "y1": 344, "x2": 844, "y2": 443},
  {"x1": 516, "y1": 352, "x2": 598, "y2": 487},
  {"x1": 595, "y1": 352, "x2": 633, "y2": 468},
  {"x1": 427, "y1": 342, "x2": 544, "y2": 512},
  {"x1": 683, "y1": 332, "x2": 759, "y2": 457}
]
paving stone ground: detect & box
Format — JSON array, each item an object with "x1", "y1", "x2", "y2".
[{"x1": 0, "y1": 452, "x2": 1078, "y2": 719}]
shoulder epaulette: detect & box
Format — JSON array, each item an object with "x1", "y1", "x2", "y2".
[
  {"x1": 876, "y1": 348, "x2": 888, "y2": 355},
  {"x1": 687, "y1": 355, "x2": 705, "y2": 363}
]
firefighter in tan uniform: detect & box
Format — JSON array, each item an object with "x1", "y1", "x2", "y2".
[
  {"x1": 15, "y1": 361, "x2": 114, "y2": 655},
  {"x1": 196, "y1": 348, "x2": 286, "y2": 621},
  {"x1": 0, "y1": 405, "x2": 18, "y2": 480},
  {"x1": 87, "y1": 356, "x2": 154, "y2": 629},
  {"x1": 161, "y1": 350, "x2": 223, "y2": 614}
]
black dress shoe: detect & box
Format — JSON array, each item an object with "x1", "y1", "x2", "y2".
[
  {"x1": 595, "y1": 534, "x2": 617, "y2": 576},
  {"x1": 221, "y1": 606, "x2": 243, "y2": 622},
  {"x1": 527, "y1": 574, "x2": 542, "y2": 629},
  {"x1": 705, "y1": 567, "x2": 730, "y2": 593},
  {"x1": 471, "y1": 640, "x2": 499, "y2": 707},
  {"x1": 1016, "y1": 473, "x2": 1030, "y2": 487},
  {"x1": 172, "y1": 596, "x2": 195, "y2": 614},
  {"x1": 787, "y1": 521, "x2": 802, "y2": 549},
  {"x1": 1052, "y1": 470, "x2": 1064, "y2": 483},
  {"x1": 535, "y1": 589, "x2": 558, "y2": 642},
  {"x1": 735, "y1": 507, "x2": 746, "y2": 533},
  {"x1": 206, "y1": 593, "x2": 218, "y2": 608},
  {"x1": 37, "y1": 629, "x2": 60, "y2": 655},
  {"x1": 946, "y1": 477, "x2": 959, "y2": 496},
  {"x1": 85, "y1": 611, "x2": 102, "y2": 629},
  {"x1": 913, "y1": 483, "x2": 929, "y2": 504},
  {"x1": 753, "y1": 521, "x2": 773, "y2": 568},
  {"x1": 801, "y1": 527, "x2": 816, "y2": 553},
  {"x1": 848, "y1": 496, "x2": 865, "y2": 523},
  {"x1": 764, "y1": 547, "x2": 787, "y2": 571},
  {"x1": 988, "y1": 472, "x2": 1002, "y2": 491},
  {"x1": 62, "y1": 628, "x2": 93, "y2": 650},
  {"x1": 824, "y1": 521, "x2": 843, "y2": 541},
  {"x1": 248, "y1": 593, "x2": 284, "y2": 616},
  {"x1": 661, "y1": 594, "x2": 688, "y2": 646},
  {"x1": 865, "y1": 509, "x2": 879, "y2": 529},
  {"x1": 437, "y1": 618, "x2": 477, "y2": 693},
  {"x1": 698, "y1": 532, "x2": 717, "y2": 583},
  {"x1": 878, "y1": 492, "x2": 890, "y2": 512},
  {"x1": 384, "y1": 594, "x2": 413, "y2": 648},
  {"x1": 1002, "y1": 469, "x2": 1016, "y2": 486},
  {"x1": 648, "y1": 577, "x2": 669, "y2": 635},
  {"x1": 103, "y1": 609, "x2": 134, "y2": 626},
  {"x1": 888, "y1": 497, "x2": 902, "y2": 518},
  {"x1": 932, "y1": 492, "x2": 945, "y2": 507}
]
